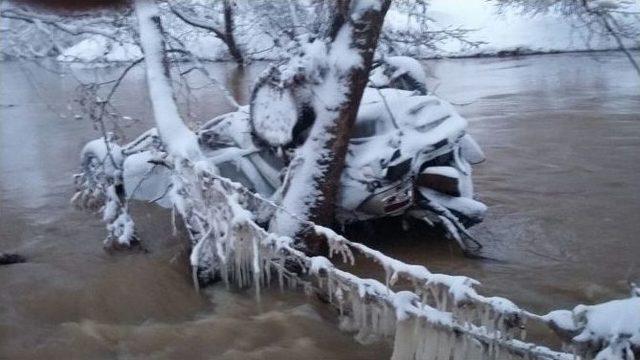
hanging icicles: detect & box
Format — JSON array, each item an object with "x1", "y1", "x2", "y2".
[{"x1": 75, "y1": 132, "x2": 639, "y2": 360}]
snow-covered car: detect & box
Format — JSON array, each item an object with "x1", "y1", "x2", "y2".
[
  {"x1": 197, "y1": 83, "x2": 487, "y2": 252},
  {"x1": 81, "y1": 56, "x2": 486, "y2": 253}
]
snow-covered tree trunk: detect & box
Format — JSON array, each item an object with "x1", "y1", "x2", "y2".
[
  {"x1": 221, "y1": 0, "x2": 243, "y2": 66},
  {"x1": 133, "y1": 0, "x2": 201, "y2": 161},
  {"x1": 270, "y1": 0, "x2": 391, "y2": 255}
]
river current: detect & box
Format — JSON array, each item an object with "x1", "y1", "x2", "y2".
[{"x1": 1, "y1": 52, "x2": 638, "y2": 358}]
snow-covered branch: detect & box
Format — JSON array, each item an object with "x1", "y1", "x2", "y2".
[
  {"x1": 114, "y1": 141, "x2": 638, "y2": 358},
  {"x1": 1, "y1": 7, "x2": 125, "y2": 41},
  {"x1": 133, "y1": 0, "x2": 201, "y2": 161},
  {"x1": 168, "y1": 0, "x2": 244, "y2": 65}
]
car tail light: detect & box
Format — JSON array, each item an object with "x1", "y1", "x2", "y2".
[{"x1": 384, "y1": 199, "x2": 411, "y2": 213}]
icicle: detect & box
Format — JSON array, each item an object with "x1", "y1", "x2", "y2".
[
  {"x1": 482, "y1": 306, "x2": 491, "y2": 331},
  {"x1": 391, "y1": 271, "x2": 399, "y2": 287},
  {"x1": 277, "y1": 257, "x2": 284, "y2": 292},
  {"x1": 70, "y1": 191, "x2": 82, "y2": 206},
  {"x1": 221, "y1": 261, "x2": 230, "y2": 289},
  {"x1": 336, "y1": 287, "x2": 344, "y2": 316},
  {"x1": 420, "y1": 291, "x2": 428, "y2": 313},
  {"x1": 371, "y1": 306, "x2": 380, "y2": 336},
  {"x1": 441, "y1": 288, "x2": 449, "y2": 312},
  {"x1": 391, "y1": 319, "x2": 419, "y2": 360},
  {"x1": 251, "y1": 237, "x2": 261, "y2": 301},
  {"x1": 431, "y1": 286, "x2": 440, "y2": 310},
  {"x1": 520, "y1": 316, "x2": 527, "y2": 341},
  {"x1": 448, "y1": 333, "x2": 457, "y2": 359},
  {"x1": 384, "y1": 266, "x2": 391, "y2": 290},
  {"x1": 425, "y1": 327, "x2": 439, "y2": 359},
  {"x1": 191, "y1": 265, "x2": 200, "y2": 292},
  {"x1": 489, "y1": 312, "x2": 500, "y2": 335},
  {"x1": 265, "y1": 259, "x2": 272, "y2": 286},
  {"x1": 303, "y1": 282, "x2": 313, "y2": 297},
  {"x1": 415, "y1": 322, "x2": 426, "y2": 360},
  {"x1": 462, "y1": 332, "x2": 471, "y2": 359},
  {"x1": 356, "y1": 298, "x2": 368, "y2": 342},
  {"x1": 171, "y1": 205, "x2": 177, "y2": 236},
  {"x1": 328, "y1": 276, "x2": 334, "y2": 304},
  {"x1": 436, "y1": 331, "x2": 454, "y2": 360}
]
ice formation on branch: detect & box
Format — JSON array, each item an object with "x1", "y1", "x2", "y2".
[
  {"x1": 72, "y1": 136, "x2": 137, "y2": 247},
  {"x1": 79, "y1": 128, "x2": 637, "y2": 359},
  {"x1": 75, "y1": 114, "x2": 639, "y2": 359},
  {"x1": 544, "y1": 297, "x2": 640, "y2": 359}
]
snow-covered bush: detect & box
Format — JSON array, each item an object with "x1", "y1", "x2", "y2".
[{"x1": 72, "y1": 136, "x2": 137, "y2": 248}]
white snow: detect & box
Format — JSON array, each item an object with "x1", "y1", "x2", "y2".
[
  {"x1": 385, "y1": 56, "x2": 428, "y2": 87},
  {"x1": 134, "y1": 0, "x2": 202, "y2": 161},
  {"x1": 459, "y1": 134, "x2": 485, "y2": 165},
  {"x1": 591, "y1": 0, "x2": 621, "y2": 10},
  {"x1": 418, "y1": 188, "x2": 487, "y2": 218},
  {"x1": 544, "y1": 310, "x2": 577, "y2": 333},
  {"x1": 106, "y1": 206, "x2": 136, "y2": 246},
  {"x1": 53, "y1": 0, "x2": 639, "y2": 64},
  {"x1": 422, "y1": 166, "x2": 459, "y2": 180},
  {"x1": 251, "y1": 84, "x2": 298, "y2": 147},
  {"x1": 309, "y1": 256, "x2": 333, "y2": 275},
  {"x1": 426, "y1": 0, "x2": 639, "y2": 57},
  {"x1": 57, "y1": 36, "x2": 142, "y2": 62},
  {"x1": 330, "y1": 26, "x2": 363, "y2": 72},
  {"x1": 80, "y1": 137, "x2": 123, "y2": 177},
  {"x1": 269, "y1": 30, "x2": 365, "y2": 236},
  {"x1": 543, "y1": 297, "x2": 640, "y2": 358},
  {"x1": 353, "y1": 88, "x2": 468, "y2": 162},
  {"x1": 122, "y1": 150, "x2": 172, "y2": 208},
  {"x1": 574, "y1": 298, "x2": 640, "y2": 355},
  {"x1": 351, "y1": 0, "x2": 383, "y2": 18}
]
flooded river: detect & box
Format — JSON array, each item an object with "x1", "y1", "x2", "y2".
[{"x1": 1, "y1": 52, "x2": 639, "y2": 358}]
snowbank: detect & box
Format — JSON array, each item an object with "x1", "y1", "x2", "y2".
[
  {"x1": 57, "y1": 36, "x2": 142, "y2": 63},
  {"x1": 54, "y1": 0, "x2": 638, "y2": 64},
  {"x1": 426, "y1": 0, "x2": 639, "y2": 58}
]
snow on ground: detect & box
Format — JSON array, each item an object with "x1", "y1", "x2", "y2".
[
  {"x1": 57, "y1": 37, "x2": 142, "y2": 63},
  {"x1": 54, "y1": 0, "x2": 638, "y2": 64},
  {"x1": 426, "y1": 0, "x2": 639, "y2": 57}
]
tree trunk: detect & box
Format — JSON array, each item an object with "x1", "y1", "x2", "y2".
[
  {"x1": 222, "y1": 0, "x2": 244, "y2": 66},
  {"x1": 270, "y1": 0, "x2": 391, "y2": 255},
  {"x1": 170, "y1": 2, "x2": 244, "y2": 67}
]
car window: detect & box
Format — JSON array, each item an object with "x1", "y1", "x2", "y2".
[{"x1": 352, "y1": 119, "x2": 377, "y2": 138}]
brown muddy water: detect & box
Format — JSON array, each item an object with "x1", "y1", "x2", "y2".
[{"x1": 1, "y1": 52, "x2": 639, "y2": 359}]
